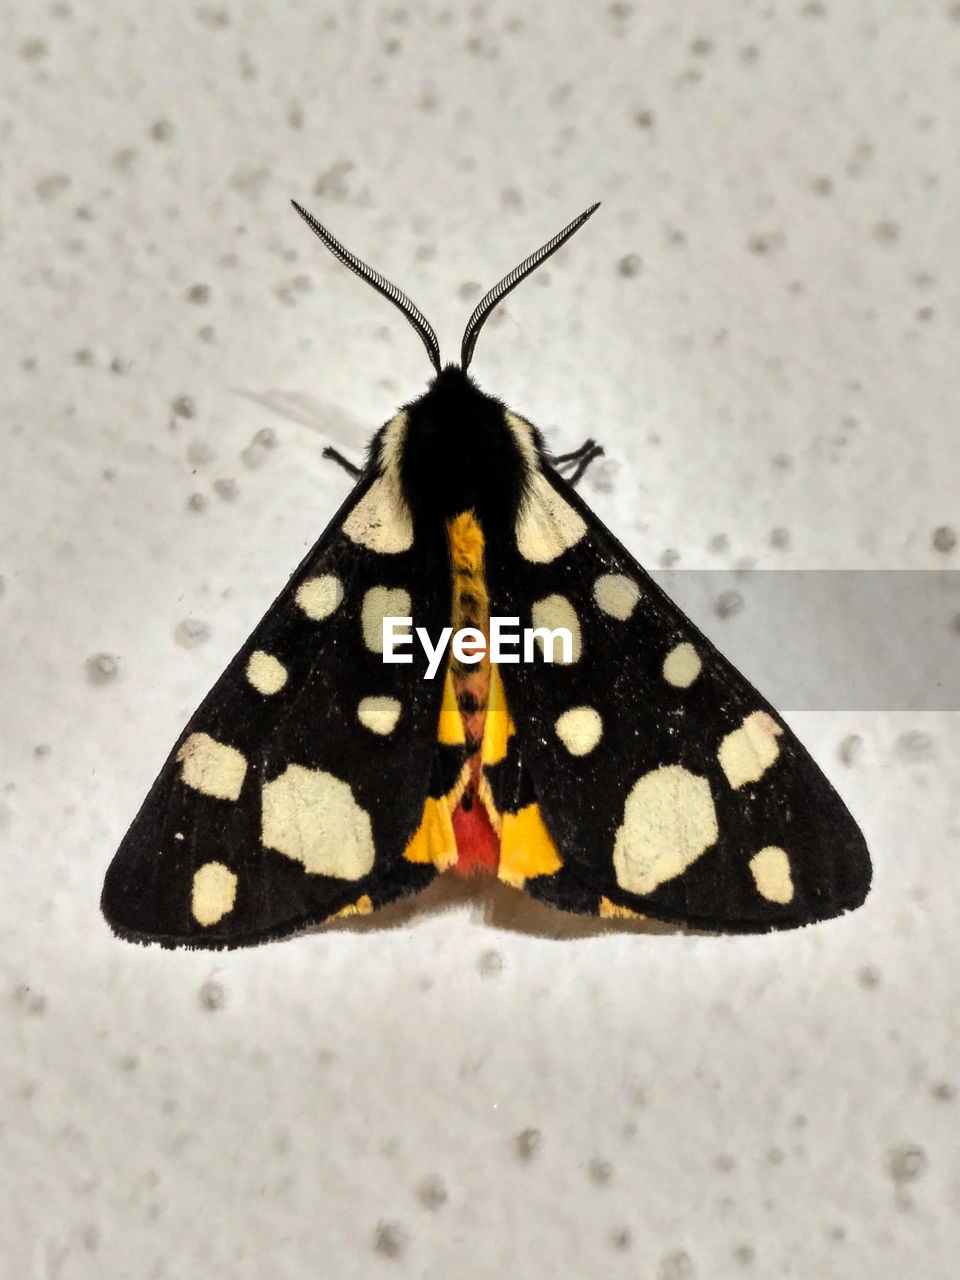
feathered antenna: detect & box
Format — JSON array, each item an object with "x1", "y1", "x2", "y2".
[
  {"x1": 460, "y1": 203, "x2": 600, "y2": 372},
  {"x1": 292, "y1": 201, "x2": 442, "y2": 375}
]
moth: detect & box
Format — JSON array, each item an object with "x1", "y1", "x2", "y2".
[{"x1": 101, "y1": 202, "x2": 871, "y2": 948}]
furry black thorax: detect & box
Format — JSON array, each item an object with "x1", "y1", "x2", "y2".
[{"x1": 393, "y1": 365, "x2": 540, "y2": 530}]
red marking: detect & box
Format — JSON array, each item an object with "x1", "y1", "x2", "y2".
[
  {"x1": 451, "y1": 757, "x2": 499, "y2": 877},
  {"x1": 451, "y1": 798, "x2": 500, "y2": 876}
]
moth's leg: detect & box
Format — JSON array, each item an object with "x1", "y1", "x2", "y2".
[
  {"x1": 322, "y1": 445, "x2": 363, "y2": 479},
  {"x1": 552, "y1": 438, "x2": 597, "y2": 465},
  {"x1": 555, "y1": 440, "x2": 604, "y2": 487}
]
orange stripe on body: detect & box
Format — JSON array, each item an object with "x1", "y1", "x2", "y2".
[{"x1": 402, "y1": 510, "x2": 562, "y2": 886}]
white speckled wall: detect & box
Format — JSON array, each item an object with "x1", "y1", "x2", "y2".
[{"x1": 2, "y1": 3, "x2": 958, "y2": 1276}]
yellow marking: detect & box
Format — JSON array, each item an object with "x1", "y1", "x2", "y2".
[
  {"x1": 331, "y1": 893, "x2": 374, "y2": 919},
  {"x1": 403, "y1": 794, "x2": 459, "y2": 872},
  {"x1": 554, "y1": 706, "x2": 603, "y2": 755},
  {"x1": 599, "y1": 897, "x2": 647, "y2": 920},
  {"x1": 357, "y1": 695, "x2": 402, "y2": 735},
  {"x1": 530, "y1": 594, "x2": 580, "y2": 663},
  {"x1": 261, "y1": 766, "x2": 375, "y2": 879},
  {"x1": 448, "y1": 510, "x2": 486, "y2": 581},
  {"x1": 593, "y1": 573, "x2": 641, "y2": 620},
  {"x1": 177, "y1": 733, "x2": 247, "y2": 801},
  {"x1": 295, "y1": 574, "x2": 343, "y2": 621},
  {"x1": 437, "y1": 668, "x2": 466, "y2": 744},
  {"x1": 749, "y1": 846, "x2": 794, "y2": 904},
  {"x1": 361, "y1": 586, "x2": 411, "y2": 654},
  {"x1": 191, "y1": 861, "x2": 238, "y2": 926},
  {"x1": 515, "y1": 473, "x2": 587, "y2": 563},
  {"x1": 498, "y1": 804, "x2": 563, "y2": 889},
  {"x1": 481, "y1": 664, "x2": 515, "y2": 765},
  {"x1": 342, "y1": 472, "x2": 413, "y2": 553},
  {"x1": 718, "y1": 711, "x2": 783, "y2": 789},
  {"x1": 613, "y1": 765, "x2": 718, "y2": 896},
  {"x1": 663, "y1": 641, "x2": 702, "y2": 689},
  {"x1": 245, "y1": 649, "x2": 288, "y2": 695}
]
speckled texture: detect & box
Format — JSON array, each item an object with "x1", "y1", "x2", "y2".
[{"x1": 2, "y1": 3, "x2": 958, "y2": 1277}]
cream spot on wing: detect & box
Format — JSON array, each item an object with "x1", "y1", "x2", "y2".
[
  {"x1": 191, "y1": 861, "x2": 238, "y2": 926},
  {"x1": 357, "y1": 695, "x2": 402, "y2": 735},
  {"x1": 530, "y1": 594, "x2": 581, "y2": 663},
  {"x1": 718, "y1": 711, "x2": 783, "y2": 789},
  {"x1": 295, "y1": 574, "x2": 343, "y2": 621},
  {"x1": 593, "y1": 573, "x2": 641, "y2": 620},
  {"x1": 516, "y1": 474, "x2": 587, "y2": 563},
  {"x1": 663, "y1": 641, "x2": 702, "y2": 688},
  {"x1": 261, "y1": 766, "x2": 375, "y2": 879},
  {"x1": 177, "y1": 733, "x2": 247, "y2": 801},
  {"x1": 749, "y1": 846, "x2": 794, "y2": 904},
  {"x1": 362, "y1": 586, "x2": 412, "y2": 653},
  {"x1": 503, "y1": 410, "x2": 539, "y2": 472},
  {"x1": 613, "y1": 765, "x2": 718, "y2": 896},
  {"x1": 555, "y1": 706, "x2": 603, "y2": 755},
  {"x1": 376, "y1": 411, "x2": 409, "y2": 479},
  {"x1": 245, "y1": 650, "x2": 288, "y2": 695},
  {"x1": 342, "y1": 474, "x2": 413, "y2": 553}
]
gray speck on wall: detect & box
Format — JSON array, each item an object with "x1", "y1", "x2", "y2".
[
  {"x1": 85, "y1": 653, "x2": 119, "y2": 686},
  {"x1": 197, "y1": 980, "x2": 226, "y2": 1012},
  {"x1": 373, "y1": 1220, "x2": 407, "y2": 1259},
  {"x1": 174, "y1": 617, "x2": 211, "y2": 647}
]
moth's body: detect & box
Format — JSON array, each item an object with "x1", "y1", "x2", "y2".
[
  {"x1": 101, "y1": 204, "x2": 871, "y2": 949},
  {"x1": 374, "y1": 365, "x2": 544, "y2": 879}
]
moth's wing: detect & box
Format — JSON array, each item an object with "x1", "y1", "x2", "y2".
[
  {"x1": 485, "y1": 468, "x2": 871, "y2": 932},
  {"x1": 103, "y1": 471, "x2": 460, "y2": 948}
]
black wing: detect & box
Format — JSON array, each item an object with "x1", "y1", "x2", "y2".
[
  {"x1": 484, "y1": 465, "x2": 871, "y2": 932},
  {"x1": 103, "y1": 470, "x2": 460, "y2": 948}
]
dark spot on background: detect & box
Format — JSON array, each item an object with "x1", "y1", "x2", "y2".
[
  {"x1": 873, "y1": 220, "x2": 900, "y2": 244},
  {"x1": 415, "y1": 1174, "x2": 448, "y2": 1210},
  {"x1": 713, "y1": 589, "x2": 744, "y2": 620},
  {"x1": 186, "y1": 284, "x2": 211, "y2": 305},
  {"x1": 186, "y1": 493, "x2": 208, "y2": 513},
  {"x1": 172, "y1": 394, "x2": 196, "y2": 419},
  {"x1": 896, "y1": 730, "x2": 934, "y2": 760},
  {"x1": 617, "y1": 254, "x2": 642, "y2": 278},
  {"x1": 85, "y1": 653, "x2": 119, "y2": 686},
  {"x1": 514, "y1": 1128, "x2": 542, "y2": 1160},
  {"x1": 747, "y1": 230, "x2": 785, "y2": 255},
  {"x1": 37, "y1": 174, "x2": 71, "y2": 201},
  {"x1": 837, "y1": 734, "x2": 863, "y2": 766},
  {"x1": 857, "y1": 965, "x2": 881, "y2": 989},
  {"x1": 588, "y1": 1157, "x2": 613, "y2": 1185},
  {"x1": 11, "y1": 983, "x2": 47, "y2": 1015},
  {"x1": 174, "y1": 618, "x2": 211, "y2": 647},
  {"x1": 886, "y1": 1143, "x2": 927, "y2": 1185},
  {"x1": 21, "y1": 38, "x2": 49, "y2": 60},
  {"x1": 933, "y1": 525, "x2": 957, "y2": 553},
  {"x1": 195, "y1": 6, "x2": 231, "y2": 28},
  {"x1": 373, "y1": 1221, "x2": 407, "y2": 1258},
  {"x1": 197, "y1": 979, "x2": 225, "y2": 1011},
  {"x1": 476, "y1": 948, "x2": 503, "y2": 977},
  {"x1": 659, "y1": 1248, "x2": 696, "y2": 1278}
]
